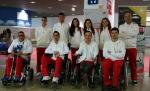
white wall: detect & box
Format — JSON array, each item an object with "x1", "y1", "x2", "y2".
[{"x1": 31, "y1": 15, "x2": 84, "y2": 28}]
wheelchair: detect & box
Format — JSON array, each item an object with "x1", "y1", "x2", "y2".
[
  {"x1": 1, "y1": 54, "x2": 34, "y2": 86},
  {"x1": 40, "y1": 54, "x2": 68, "y2": 88},
  {"x1": 70, "y1": 55, "x2": 97, "y2": 89}
]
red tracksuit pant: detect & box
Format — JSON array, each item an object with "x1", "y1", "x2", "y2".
[
  {"x1": 125, "y1": 48, "x2": 137, "y2": 80},
  {"x1": 70, "y1": 48, "x2": 78, "y2": 71},
  {"x1": 36, "y1": 47, "x2": 46, "y2": 73},
  {"x1": 5, "y1": 57, "x2": 24, "y2": 78},
  {"x1": 41, "y1": 55, "x2": 62, "y2": 77},
  {"x1": 102, "y1": 59, "x2": 123, "y2": 88}
]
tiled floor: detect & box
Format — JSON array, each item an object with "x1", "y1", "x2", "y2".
[{"x1": 0, "y1": 54, "x2": 150, "y2": 91}]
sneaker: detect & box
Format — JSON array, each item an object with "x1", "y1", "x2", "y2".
[
  {"x1": 42, "y1": 76, "x2": 50, "y2": 81},
  {"x1": 132, "y1": 80, "x2": 138, "y2": 84},
  {"x1": 14, "y1": 77, "x2": 22, "y2": 82},
  {"x1": 1, "y1": 76, "x2": 11, "y2": 81}
]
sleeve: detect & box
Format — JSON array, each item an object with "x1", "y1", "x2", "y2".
[
  {"x1": 23, "y1": 40, "x2": 33, "y2": 54},
  {"x1": 94, "y1": 29, "x2": 100, "y2": 46},
  {"x1": 49, "y1": 27, "x2": 53, "y2": 42},
  {"x1": 68, "y1": 32, "x2": 71, "y2": 44},
  {"x1": 75, "y1": 43, "x2": 83, "y2": 55},
  {"x1": 103, "y1": 42, "x2": 115, "y2": 59},
  {"x1": 118, "y1": 25, "x2": 125, "y2": 39},
  {"x1": 67, "y1": 24, "x2": 70, "y2": 43},
  {"x1": 8, "y1": 40, "x2": 15, "y2": 53},
  {"x1": 127, "y1": 24, "x2": 139, "y2": 37},
  {"x1": 45, "y1": 43, "x2": 54, "y2": 54},
  {"x1": 93, "y1": 43, "x2": 99, "y2": 59},
  {"x1": 60, "y1": 42, "x2": 69, "y2": 55},
  {"x1": 111, "y1": 41, "x2": 126, "y2": 59}
]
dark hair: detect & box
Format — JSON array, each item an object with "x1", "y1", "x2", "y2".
[
  {"x1": 84, "y1": 31, "x2": 92, "y2": 36},
  {"x1": 123, "y1": 11, "x2": 132, "y2": 16},
  {"x1": 53, "y1": 31, "x2": 60, "y2": 36},
  {"x1": 69, "y1": 18, "x2": 81, "y2": 36},
  {"x1": 84, "y1": 19, "x2": 95, "y2": 35},
  {"x1": 42, "y1": 16, "x2": 47, "y2": 20},
  {"x1": 3, "y1": 28, "x2": 11, "y2": 38},
  {"x1": 18, "y1": 31, "x2": 25, "y2": 35},
  {"x1": 100, "y1": 17, "x2": 111, "y2": 32},
  {"x1": 111, "y1": 27, "x2": 119, "y2": 33},
  {"x1": 58, "y1": 12, "x2": 65, "y2": 16}
]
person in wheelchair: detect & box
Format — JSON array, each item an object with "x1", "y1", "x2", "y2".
[
  {"x1": 1, "y1": 31, "x2": 33, "y2": 82},
  {"x1": 102, "y1": 27, "x2": 125, "y2": 91},
  {"x1": 41, "y1": 31, "x2": 69, "y2": 85},
  {"x1": 74, "y1": 31, "x2": 98, "y2": 87}
]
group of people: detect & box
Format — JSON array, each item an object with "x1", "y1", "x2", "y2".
[{"x1": 1, "y1": 11, "x2": 139, "y2": 90}]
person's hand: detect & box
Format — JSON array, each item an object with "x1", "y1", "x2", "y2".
[
  {"x1": 17, "y1": 51, "x2": 23, "y2": 56},
  {"x1": 54, "y1": 51, "x2": 60, "y2": 57}
]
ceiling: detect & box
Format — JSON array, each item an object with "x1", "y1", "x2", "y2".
[{"x1": 0, "y1": 0, "x2": 150, "y2": 17}]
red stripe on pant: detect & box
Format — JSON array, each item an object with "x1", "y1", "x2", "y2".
[
  {"x1": 125, "y1": 48, "x2": 137, "y2": 80},
  {"x1": 102, "y1": 59, "x2": 123, "y2": 88},
  {"x1": 70, "y1": 48, "x2": 78, "y2": 71},
  {"x1": 41, "y1": 55, "x2": 62, "y2": 77},
  {"x1": 5, "y1": 57, "x2": 24, "y2": 78},
  {"x1": 36, "y1": 47, "x2": 46, "y2": 73}
]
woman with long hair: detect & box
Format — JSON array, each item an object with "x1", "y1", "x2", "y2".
[
  {"x1": 99, "y1": 17, "x2": 112, "y2": 61},
  {"x1": 68, "y1": 18, "x2": 82, "y2": 79}
]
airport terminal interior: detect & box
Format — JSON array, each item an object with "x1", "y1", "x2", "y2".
[{"x1": 0, "y1": 0, "x2": 150, "y2": 91}]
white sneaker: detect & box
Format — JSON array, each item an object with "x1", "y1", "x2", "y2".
[
  {"x1": 52, "y1": 77, "x2": 59, "y2": 83},
  {"x1": 42, "y1": 76, "x2": 50, "y2": 81}
]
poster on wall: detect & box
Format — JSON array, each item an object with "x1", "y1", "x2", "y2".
[
  {"x1": 118, "y1": 6, "x2": 147, "y2": 73},
  {"x1": 0, "y1": 7, "x2": 32, "y2": 27}
]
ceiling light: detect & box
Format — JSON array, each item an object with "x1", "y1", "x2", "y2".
[
  {"x1": 48, "y1": 7, "x2": 52, "y2": 9},
  {"x1": 72, "y1": 5, "x2": 77, "y2": 8},
  {"x1": 30, "y1": 1, "x2": 36, "y2": 4},
  {"x1": 71, "y1": 8, "x2": 75, "y2": 11},
  {"x1": 58, "y1": 0, "x2": 63, "y2": 1}
]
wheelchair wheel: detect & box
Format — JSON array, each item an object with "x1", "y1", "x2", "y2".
[
  {"x1": 21, "y1": 78, "x2": 26, "y2": 86},
  {"x1": 28, "y1": 68, "x2": 34, "y2": 81},
  {"x1": 2, "y1": 80, "x2": 8, "y2": 86},
  {"x1": 87, "y1": 82, "x2": 95, "y2": 89}
]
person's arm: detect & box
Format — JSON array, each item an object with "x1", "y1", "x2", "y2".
[
  {"x1": 45, "y1": 43, "x2": 54, "y2": 54},
  {"x1": 103, "y1": 42, "x2": 116, "y2": 59},
  {"x1": 119, "y1": 25, "x2": 126, "y2": 39},
  {"x1": 111, "y1": 41, "x2": 126, "y2": 59},
  {"x1": 60, "y1": 42, "x2": 69, "y2": 55},
  {"x1": 93, "y1": 42, "x2": 99, "y2": 59},
  {"x1": 23, "y1": 40, "x2": 33, "y2": 54},
  {"x1": 75, "y1": 43, "x2": 83, "y2": 55},
  {"x1": 126, "y1": 24, "x2": 139, "y2": 37}
]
